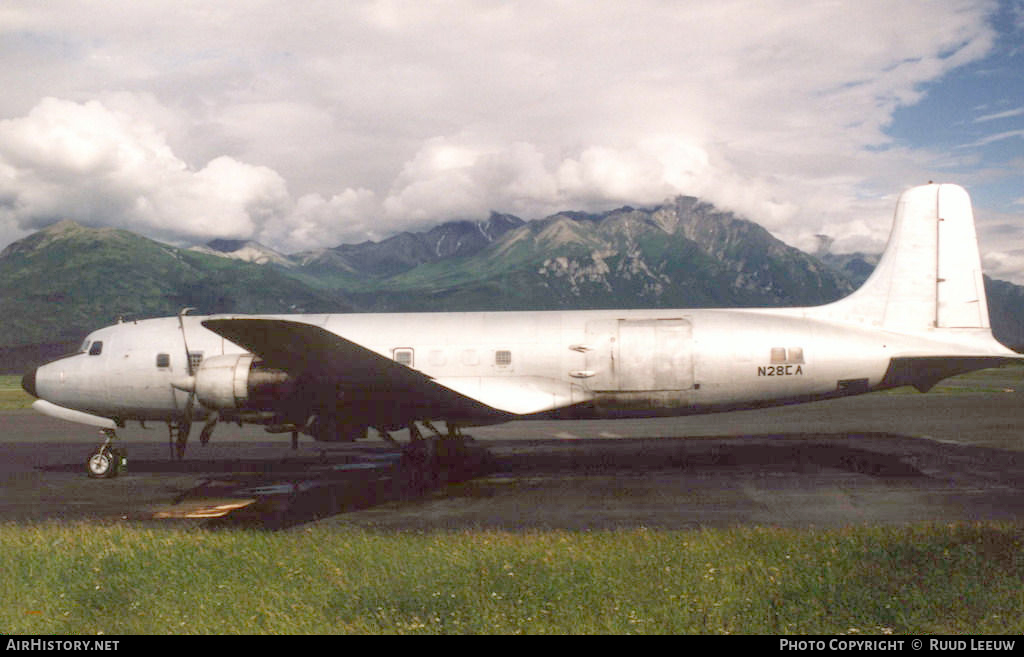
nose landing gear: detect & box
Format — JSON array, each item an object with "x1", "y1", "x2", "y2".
[{"x1": 87, "y1": 428, "x2": 127, "y2": 479}]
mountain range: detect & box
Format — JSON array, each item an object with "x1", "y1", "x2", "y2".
[
  {"x1": 2, "y1": 196, "x2": 1021, "y2": 373},
  {"x1": 194, "y1": 197, "x2": 853, "y2": 312}
]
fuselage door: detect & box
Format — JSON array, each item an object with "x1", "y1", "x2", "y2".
[
  {"x1": 584, "y1": 318, "x2": 694, "y2": 392},
  {"x1": 618, "y1": 318, "x2": 693, "y2": 391}
]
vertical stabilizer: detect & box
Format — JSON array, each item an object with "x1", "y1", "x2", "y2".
[{"x1": 816, "y1": 183, "x2": 990, "y2": 331}]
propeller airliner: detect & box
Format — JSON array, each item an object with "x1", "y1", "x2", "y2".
[{"x1": 21, "y1": 183, "x2": 1020, "y2": 478}]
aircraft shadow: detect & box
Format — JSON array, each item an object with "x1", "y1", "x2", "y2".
[
  {"x1": 38, "y1": 431, "x2": 1008, "y2": 531},
  {"x1": 229, "y1": 433, "x2": 938, "y2": 530},
  {"x1": 483, "y1": 434, "x2": 927, "y2": 477}
]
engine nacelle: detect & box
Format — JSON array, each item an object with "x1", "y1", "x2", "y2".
[{"x1": 193, "y1": 354, "x2": 292, "y2": 410}]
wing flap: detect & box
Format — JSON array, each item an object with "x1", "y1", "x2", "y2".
[{"x1": 435, "y1": 376, "x2": 584, "y2": 416}]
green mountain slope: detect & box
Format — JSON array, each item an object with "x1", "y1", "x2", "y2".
[
  {"x1": 0, "y1": 221, "x2": 348, "y2": 353},
  {"x1": 334, "y1": 198, "x2": 852, "y2": 312}
]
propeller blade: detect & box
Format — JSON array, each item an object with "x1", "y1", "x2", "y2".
[
  {"x1": 182, "y1": 392, "x2": 195, "y2": 434},
  {"x1": 174, "y1": 421, "x2": 191, "y2": 459},
  {"x1": 199, "y1": 412, "x2": 219, "y2": 446}
]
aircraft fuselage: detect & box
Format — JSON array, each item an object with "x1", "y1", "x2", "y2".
[{"x1": 30, "y1": 306, "x2": 971, "y2": 426}]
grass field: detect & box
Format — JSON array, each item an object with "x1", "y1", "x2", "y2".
[
  {"x1": 0, "y1": 522, "x2": 1021, "y2": 635},
  {"x1": 0, "y1": 375, "x2": 33, "y2": 410}
]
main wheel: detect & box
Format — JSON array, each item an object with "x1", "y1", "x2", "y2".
[{"x1": 87, "y1": 448, "x2": 119, "y2": 479}]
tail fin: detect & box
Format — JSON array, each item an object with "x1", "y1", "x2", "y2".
[{"x1": 817, "y1": 183, "x2": 991, "y2": 331}]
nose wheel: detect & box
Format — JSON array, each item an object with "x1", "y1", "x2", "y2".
[{"x1": 87, "y1": 429, "x2": 126, "y2": 479}]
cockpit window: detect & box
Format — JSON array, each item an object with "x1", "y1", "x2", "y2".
[
  {"x1": 79, "y1": 339, "x2": 91, "y2": 354},
  {"x1": 88, "y1": 341, "x2": 103, "y2": 356}
]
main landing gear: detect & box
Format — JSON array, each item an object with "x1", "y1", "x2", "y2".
[
  {"x1": 87, "y1": 428, "x2": 127, "y2": 479},
  {"x1": 390, "y1": 422, "x2": 490, "y2": 495}
]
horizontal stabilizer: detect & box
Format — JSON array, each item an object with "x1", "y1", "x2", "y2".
[{"x1": 881, "y1": 356, "x2": 1018, "y2": 393}]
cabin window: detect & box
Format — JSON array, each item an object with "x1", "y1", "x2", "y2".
[
  {"x1": 393, "y1": 348, "x2": 414, "y2": 367},
  {"x1": 770, "y1": 347, "x2": 787, "y2": 364},
  {"x1": 188, "y1": 352, "x2": 203, "y2": 372},
  {"x1": 788, "y1": 347, "x2": 805, "y2": 364},
  {"x1": 156, "y1": 353, "x2": 170, "y2": 368},
  {"x1": 88, "y1": 341, "x2": 103, "y2": 356},
  {"x1": 495, "y1": 350, "x2": 512, "y2": 366}
]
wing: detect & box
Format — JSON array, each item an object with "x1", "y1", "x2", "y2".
[{"x1": 201, "y1": 318, "x2": 510, "y2": 423}]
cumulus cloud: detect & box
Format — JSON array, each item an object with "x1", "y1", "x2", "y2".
[
  {"x1": 261, "y1": 188, "x2": 379, "y2": 252},
  {"x1": 0, "y1": 97, "x2": 289, "y2": 244},
  {"x1": 975, "y1": 207, "x2": 1024, "y2": 282}
]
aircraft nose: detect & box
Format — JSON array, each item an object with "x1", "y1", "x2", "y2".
[{"x1": 21, "y1": 367, "x2": 37, "y2": 398}]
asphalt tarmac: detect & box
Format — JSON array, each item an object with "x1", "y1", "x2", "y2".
[{"x1": 2, "y1": 391, "x2": 1023, "y2": 531}]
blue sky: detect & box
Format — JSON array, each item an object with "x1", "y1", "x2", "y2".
[
  {"x1": 889, "y1": 1, "x2": 1023, "y2": 208},
  {"x1": 885, "y1": 0, "x2": 1023, "y2": 280},
  {"x1": 0, "y1": 1, "x2": 1022, "y2": 281}
]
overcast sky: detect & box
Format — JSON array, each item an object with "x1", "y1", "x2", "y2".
[{"x1": 1, "y1": 1, "x2": 1022, "y2": 280}]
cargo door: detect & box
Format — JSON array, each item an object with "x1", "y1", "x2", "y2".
[{"x1": 583, "y1": 318, "x2": 694, "y2": 411}]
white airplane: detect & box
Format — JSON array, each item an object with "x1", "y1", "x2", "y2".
[{"x1": 20, "y1": 183, "x2": 1021, "y2": 478}]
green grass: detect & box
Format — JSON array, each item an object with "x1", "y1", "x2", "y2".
[
  {"x1": 0, "y1": 375, "x2": 33, "y2": 410},
  {"x1": 0, "y1": 522, "x2": 1021, "y2": 634}
]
